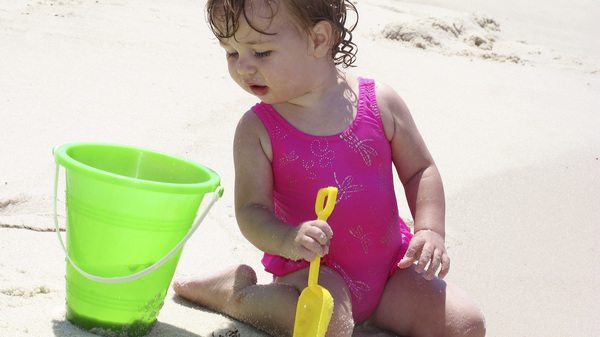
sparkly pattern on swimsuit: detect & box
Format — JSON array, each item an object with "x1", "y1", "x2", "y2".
[{"x1": 252, "y1": 77, "x2": 413, "y2": 324}]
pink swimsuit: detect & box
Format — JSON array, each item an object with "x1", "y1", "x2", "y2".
[{"x1": 252, "y1": 77, "x2": 413, "y2": 323}]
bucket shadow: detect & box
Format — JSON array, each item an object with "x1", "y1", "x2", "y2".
[
  {"x1": 171, "y1": 295, "x2": 271, "y2": 337},
  {"x1": 50, "y1": 297, "x2": 268, "y2": 337},
  {"x1": 51, "y1": 318, "x2": 202, "y2": 337},
  {"x1": 52, "y1": 319, "x2": 96, "y2": 336}
]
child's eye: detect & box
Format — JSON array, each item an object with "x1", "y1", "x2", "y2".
[
  {"x1": 254, "y1": 51, "x2": 271, "y2": 58},
  {"x1": 226, "y1": 51, "x2": 238, "y2": 59}
]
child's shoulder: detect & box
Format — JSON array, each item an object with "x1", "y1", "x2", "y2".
[
  {"x1": 234, "y1": 108, "x2": 274, "y2": 161},
  {"x1": 349, "y1": 75, "x2": 405, "y2": 108},
  {"x1": 236, "y1": 107, "x2": 268, "y2": 135},
  {"x1": 368, "y1": 79, "x2": 410, "y2": 116},
  {"x1": 345, "y1": 73, "x2": 402, "y2": 104},
  {"x1": 361, "y1": 78, "x2": 412, "y2": 141},
  {"x1": 371, "y1": 79, "x2": 403, "y2": 104}
]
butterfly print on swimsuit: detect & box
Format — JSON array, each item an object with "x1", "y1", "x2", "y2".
[
  {"x1": 279, "y1": 150, "x2": 299, "y2": 167},
  {"x1": 329, "y1": 261, "x2": 370, "y2": 301},
  {"x1": 341, "y1": 130, "x2": 377, "y2": 166},
  {"x1": 349, "y1": 225, "x2": 372, "y2": 254},
  {"x1": 333, "y1": 172, "x2": 365, "y2": 203}
]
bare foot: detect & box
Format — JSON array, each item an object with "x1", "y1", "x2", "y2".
[{"x1": 172, "y1": 264, "x2": 258, "y2": 314}]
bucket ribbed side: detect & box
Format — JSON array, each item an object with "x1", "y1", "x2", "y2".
[
  {"x1": 65, "y1": 257, "x2": 177, "y2": 337},
  {"x1": 66, "y1": 192, "x2": 195, "y2": 232},
  {"x1": 54, "y1": 143, "x2": 220, "y2": 337}
]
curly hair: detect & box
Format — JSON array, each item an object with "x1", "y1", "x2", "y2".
[{"x1": 206, "y1": 0, "x2": 359, "y2": 68}]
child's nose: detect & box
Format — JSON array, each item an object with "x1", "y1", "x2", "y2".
[{"x1": 236, "y1": 55, "x2": 256, "y2": 75}]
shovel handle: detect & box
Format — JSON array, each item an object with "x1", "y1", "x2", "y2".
[
  {"x1": 315, "y1": 187, "x2": 337, "y2": 221},
  {"x1": 309, "y1": 187, "x2": 338, "y2": 288}
]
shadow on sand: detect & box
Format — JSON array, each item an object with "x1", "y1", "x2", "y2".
[{"x1": 52, "y1": 318, "x2": 202, "y2": 337}]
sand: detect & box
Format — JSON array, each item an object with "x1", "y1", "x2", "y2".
[{"x1": 1, "y1": 0, "x2": 599, "y2": 336}]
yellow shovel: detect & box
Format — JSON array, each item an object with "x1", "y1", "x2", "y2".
[{"x1": 293, "y1": 187, "x2": 338, "y2": 337}]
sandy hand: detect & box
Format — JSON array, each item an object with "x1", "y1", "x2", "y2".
[
  {"x1": 283, "y1": 219, "x2": 333, "y2": 262},
  {"x1": 398, "y1": 229, "x2": 450, "y2": 280}
]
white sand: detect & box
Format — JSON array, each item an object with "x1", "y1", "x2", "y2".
[{"x1": 1, "y1": 0, "x2": 599, "y2": 336}]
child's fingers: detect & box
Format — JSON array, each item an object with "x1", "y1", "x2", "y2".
[
  {"x1": 398, "y1": 234, "x2": 424, "y2": 268},
  {"x1": 414, "y1": 243, "x2": 433, "y2": 274},
  {"x1": 423, "y1": 250, "x2": 442, "y2": 280},
  {"x1": 293, "y1": 237, "x2": 321, "y2": 261},
  {"x1": 424, "y1": 249, "x2": 451, "y2": 280},
  {"x1": 437, "y1": 254, "x2": 451, "y2": 279},
  {"x1": 296, "y1": 222, "x2": 331, "y2": 260},
  {"x1": 400, "y1": 229, "x2": 451, "y2": 279},
  {"x1": 309, "y1": 220, "x2": 333, "y2": 257},
  {"x1": 312, "y1": 219, "x2": 333, "y2": 240}
]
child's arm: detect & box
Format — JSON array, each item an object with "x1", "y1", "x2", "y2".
[
  {"x1": 376, "y1": 82, "x2": 450, "y2": 280},
  {"x1": 232, "y1": 110, "x2": 333, "y2": 262}
]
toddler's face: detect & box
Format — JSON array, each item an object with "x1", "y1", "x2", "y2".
[{"x1": 217, "y1": 0, "x2": 320, "y2": 104}]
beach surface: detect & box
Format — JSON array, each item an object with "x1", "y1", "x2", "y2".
[{"x1": 1, "y1": 0, "x2": 599, "y2": 336}]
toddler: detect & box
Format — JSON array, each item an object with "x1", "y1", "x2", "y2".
[{"x1": 174, "y1": 1, "x2": 485, "y2": 336}]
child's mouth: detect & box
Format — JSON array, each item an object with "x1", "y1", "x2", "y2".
[{"x1": 250, "y1": 85, "x2": 269, "y2": 96}]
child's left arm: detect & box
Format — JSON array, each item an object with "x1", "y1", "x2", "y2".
[{"x1": 376, "y1": 81, "x2": 450, "y2": 281}]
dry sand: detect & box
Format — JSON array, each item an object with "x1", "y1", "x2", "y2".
[{"x1": 1, "y1": 0, "x2": 599, "y2": 336}]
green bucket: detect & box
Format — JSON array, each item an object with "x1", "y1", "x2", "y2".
[{"x1": 53, "y1": 143, "x2": 222, "y2": 336}]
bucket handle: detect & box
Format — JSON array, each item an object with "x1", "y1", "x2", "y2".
[{"x1": 53, "y1": 160, "x2": 223, "y2": 284}]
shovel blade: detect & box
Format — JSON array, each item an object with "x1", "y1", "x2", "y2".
[{"x1": 293, "y1": 285, "x2": 334, "y2": 337}]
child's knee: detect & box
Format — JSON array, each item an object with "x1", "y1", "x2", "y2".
[
  {"x1": 456, "y1": 304, "x2": 486, "y2": 337},
  {"x1": 448, "y1": 293, "x2": 486, "y2": 337},
  {"x1": 326, "y1": 303, "x2": 355, "y2": 337},
  {"x1": 470, "y1": 311, "x2": 486, "y2": 337}
]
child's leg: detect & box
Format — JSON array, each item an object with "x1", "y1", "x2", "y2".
[
  {"x1": 173, "y1": 264, "x2": 299, "y2": 336},
  {"x1": 364, "y1": 264, "x2": 486, "y2": 337},
  {"x1": 276, "y1": 265, "x2": 356, "y2": 337},
  {"x1": 173, "y1": 264, "x2": 358, "y2": 337}
]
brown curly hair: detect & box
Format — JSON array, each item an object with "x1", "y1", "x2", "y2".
[{"x1": 206, "y1": 0, "x2": 359, "y2": 68}]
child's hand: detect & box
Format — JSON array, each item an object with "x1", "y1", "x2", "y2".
[
  {"x1": 398, "y1": 229, "x2": 450, "y2": 280},
  {"x1": 282, "y1": 220, "x2": 333, "y2": 262}
]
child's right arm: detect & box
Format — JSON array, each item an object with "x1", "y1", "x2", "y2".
[
  {"x1": 375, "y1": 82, "x2": 450, "y2": 280},
  {"x1": 233, "y1": 110, "x2": 333, "y2": 262}
]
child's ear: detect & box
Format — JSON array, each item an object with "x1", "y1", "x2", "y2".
[{"x1": 310, "y1": 20, "x2": 333, "y2": 58}]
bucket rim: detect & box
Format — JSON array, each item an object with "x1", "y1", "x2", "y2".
[{"x1": 53, "y1": 142, "x2": 220, "y2": 194}]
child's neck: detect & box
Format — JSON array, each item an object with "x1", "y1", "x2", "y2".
[{"x1": 271, "y1": 70, "x2": 359, "y2": 137}]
